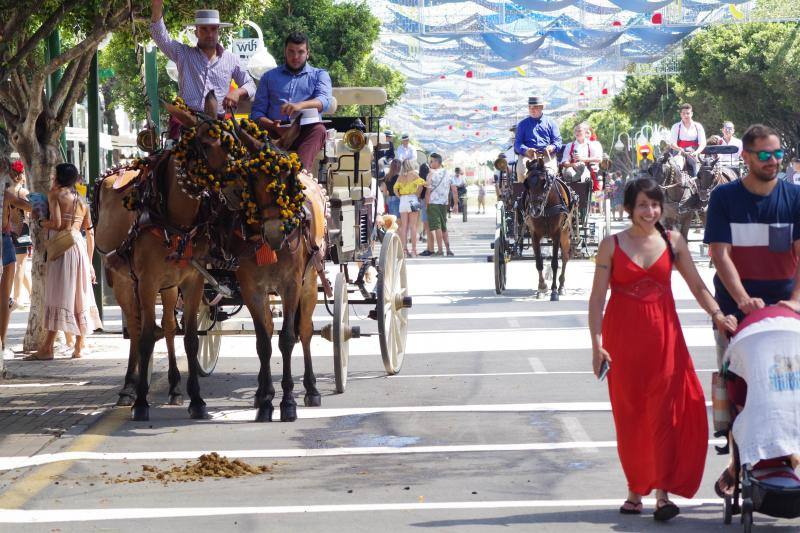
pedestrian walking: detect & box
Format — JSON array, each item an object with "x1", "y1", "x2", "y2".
[
  {"x1": 422, "y1": 153, "x2": 457, "y2": 256},
  {"x1": 588, "y1": 177, "x2": 737, "y2": 520},
  {"x1": 477, "y1": 176, "x2": 486, "y2": 214},
  {"x1": 7, "y1": 164, "x2": 32, "y2": 309},
  {"x1": 395, "y1": 160, "x2": 425, "y2": 257},
  {"x1": 27, "y1": 164, "x2": 102, "y2": 360}
]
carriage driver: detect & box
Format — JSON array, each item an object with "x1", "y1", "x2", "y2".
[
  {"x1": 150, "y1": 0, "x2": 256, "y2": 139},
  {"x1": 669, "y1": 103, "x2": 707, "y2": 177},
  {"x1": 514, "y1": 96, "x2": 562, "y2": 183},
  {"x1": 250, "y1": 32, "x2": 333, "y2": 171}
]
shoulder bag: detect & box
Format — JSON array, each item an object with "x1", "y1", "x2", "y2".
[{"x1": 45, "y1": 192, "x2": 79, "y2": 262}]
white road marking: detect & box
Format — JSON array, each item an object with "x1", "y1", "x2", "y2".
[
  {"x1": 558, "y1": 417, "x2": 597, "y2": 453},
  {"x1": 0, "y1": 498, "x2": 723, "y2": 523},
  {"x1": 507, "y1": 318, "x2": 521, "y2": 328},
  {"x1": 347, "y1": 369, "x2": 719, "y2": 380},
  {"x1": 527, "y1": 357, "x2": 547, "y2": 373},
  {"x1": 68, "y1": 325, "x2": 717, "y2": 359},
  {"x1": 210, "y1": 401, "x2": 714, "y2": 421},
  {"x1": 0, "y1": 382, "x2": 88, "y2": 388}
]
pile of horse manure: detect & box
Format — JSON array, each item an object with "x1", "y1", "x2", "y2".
[{"x1": 105, "y1": 453, "x2": 272, "y2": 485}]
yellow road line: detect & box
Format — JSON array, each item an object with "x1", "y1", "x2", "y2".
[{"x1": 0, "y1": 407, "x2": 129, "y2": 509}]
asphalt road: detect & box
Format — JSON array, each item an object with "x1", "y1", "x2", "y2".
[{"x1": 0, "y1": 209, "x2": 797, "y2": 532}]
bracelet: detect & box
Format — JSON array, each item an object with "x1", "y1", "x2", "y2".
[{"x1": 711, "y1": 309, "x2": 724, "y2": 318}]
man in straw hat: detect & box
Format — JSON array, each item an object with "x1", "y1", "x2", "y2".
[
  {"x1": 150, "y1": 1, "x2": 256, "y2": 126},
  {"x1": 514, "y1": 95, "x2": 562, "y2": 183}
]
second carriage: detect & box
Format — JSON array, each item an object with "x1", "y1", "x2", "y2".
[
  {"x1": 194, "y1": 87, "x2": 411, "y2": 392},
  {"x1": 489, "y1": 155, "x2": 606, "y2": 295}
]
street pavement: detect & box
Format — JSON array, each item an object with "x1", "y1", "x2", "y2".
[{"x1": 0, "y1": 203, "x2": 797, "y2": 531}]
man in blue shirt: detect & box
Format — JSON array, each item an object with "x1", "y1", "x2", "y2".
[
  {"x1": 250, "y1": 32, "x2": 333, "y2": 170},
  {"x1": 514, "y1": 95, "x2": 562, "y2": 182}
]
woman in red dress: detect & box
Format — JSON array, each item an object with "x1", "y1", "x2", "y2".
[{"x1": 588, "y1": 178, "x2": 738, "y2": 521}]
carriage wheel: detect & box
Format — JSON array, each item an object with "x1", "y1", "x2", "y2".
[
  {"x1": 332, "y1": 272, "x2": 351, "y2": 393},
  {"x1": 723, "y1": 495, "x2": 733, "y2": 524},
  {"x1": 494, "y1": 235, "x2": 506, "y2": 294},
  {"x1": 197, "y1": 304, "x2": 221, "y2": 377},
  {"x1": 377, "y1": 231, "x2": 410, "y2": 375}
]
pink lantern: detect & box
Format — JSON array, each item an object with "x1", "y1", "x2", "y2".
[
  {"x1": 448, "y1": 125, "x2": 453, "y2": 130},
  {"x1": 612, "y1": 20, "x2": 622, "y2": 27},
  {"x1": 602, "y1": 88, "x2": 609, "y2": 95},
  {"x1": 475, "y1": 131, "x2": 480, "y2": 136},
  {"x1": 586, "y1": 76, "x2": 593, "y2": 81},
  {"x1": 651, "y1": 13, "x2": 663, "y2": 24},
  {"x1": 466, "y1": 70, "x2": 474, "y2": 78},
  {"x1": 492, "y1": 105, "x2": 498, "y2": 111}
]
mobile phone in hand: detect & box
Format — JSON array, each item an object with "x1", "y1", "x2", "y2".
[{"x1": 598, "y1": 360, "x2": 610, "y2": 381}]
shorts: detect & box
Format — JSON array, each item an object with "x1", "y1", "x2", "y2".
[
  {"x1": 398, "y1": 194, "x2": 421, "y2": 214},
  {"x1": 427, "y1": 203, "x2": 448, "y2": 232},
  {"x1": 2, "y1": 233, "x2": 16, "y2": 266},
  {"x1": 387, "y1": 196, "x2": 400, "y2": 217}
]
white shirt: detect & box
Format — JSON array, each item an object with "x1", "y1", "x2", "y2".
[
  {"x1": 560, "y1": 140, "x2": 603, "y2": 165},
  {"x1": 670, "y1": 121, "x2": 706, "y2": 148},
  {"x1": 718, "y1": 136, "x2": 743, "y2": 167},
  {"x1": 396, "y1": 144, "x2": 415, "y2": 162},
  {"x1": 452, "y1": 174, "x2": 466, "y2": 187},
  {"x1": 427, "y1": 168, "x2": 452, "y2": 205}
]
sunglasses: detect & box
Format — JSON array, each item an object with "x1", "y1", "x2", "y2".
[{"x1": 745, "y1": 149, "x2": 785, "y2": 162}]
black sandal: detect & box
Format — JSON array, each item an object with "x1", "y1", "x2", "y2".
[
  {"x1": 653, "y1": 499, "x2": 680, "y2": 522},
  {"x1": 619, "y1": 500, "x2": 643, "y2": 515}
]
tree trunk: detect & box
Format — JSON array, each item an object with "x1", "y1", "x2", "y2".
[{"x1": 16, "y1": 137, "x2": 62, "y2": 353}]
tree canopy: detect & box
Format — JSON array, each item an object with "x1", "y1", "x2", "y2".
[{"x1": 611, "y1": 16, "x2": 800, "y2": 156}]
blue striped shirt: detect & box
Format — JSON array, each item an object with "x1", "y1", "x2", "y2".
[
  {"x1": 250, "y1": 64, "x2": 332, "y2": 122},
  {"x1": 150, "y1": 18, "x2": 256, "y2": 114}
]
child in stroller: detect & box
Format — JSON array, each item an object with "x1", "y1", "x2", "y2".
[{"x1": 720, "y1": 305, "x2": 800, "y2": 531}]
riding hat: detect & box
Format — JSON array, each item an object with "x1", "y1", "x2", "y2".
[
  {"x1": 528, "y1": 96, "x2": 545, "y2": 107},
  {"x1": 401, "y1": 133, "x2": 410, "y2": 140},
  {"x1": 384, "y1": 130, "x2": 394, "y2": 137},
  {"x1": 190, "y1": 9, "x2": 233, "y2": 28}
]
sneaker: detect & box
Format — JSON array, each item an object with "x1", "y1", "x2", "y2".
[
  {"x1": 434, "y1": 251, "x2": 444, "y2": 256},
  {"x1": 446, "y1": 250, "x2": 455, "y2": 257},
  {"x1": 419, "y1": 250, "x2": 434, "y2": 257}
]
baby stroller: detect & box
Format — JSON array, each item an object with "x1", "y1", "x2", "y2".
[{"x1": 721, "y1": 306, "x2": 800, "y2": 531}]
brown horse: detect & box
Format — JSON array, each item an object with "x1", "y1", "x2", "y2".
[
  {"x1": 224, "y1": 127, "x2": 329, "y2": 422},
  {"x1": 523, "y1": 156, "x2": 576, "y2": 301},
  {"x1": 95, "y1": 94, "x2": 234, "y2": 421}
]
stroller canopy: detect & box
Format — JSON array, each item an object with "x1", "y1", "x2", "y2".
[{"x1": 724, "y1": 306, "x2": 800, "y2": 467}]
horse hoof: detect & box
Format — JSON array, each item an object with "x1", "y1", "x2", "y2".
[
  {"x1": 169, "y1": 394, "x2": 184, "y2": 406},
  {"x1": 280, "y1": 400, "x2": 298, "y2": 422},
  {"x1": 550, "y1": 291, "x2": 559, "y2": 301},
  {"x1": 255, "y1": 405, "x2": 274, "y2": 423},
  {"x1": 188, "y1": 402, "x2": 209, "y2": 420},
  {"x1": 131, "y1": 404, "x2": 150, "y2": 422},
  {"x1": 304, "y1": 393, "x2": 322, "y2": 408},
  {"x1": 116, "y1": 394, "x2": 135, "y2": 407},
  {"x1": 536, "y1": 290, "x2": 545, "y2": 299},
  {"x1": 558, "y1": 287, "x2": 565, "y2": 296}
]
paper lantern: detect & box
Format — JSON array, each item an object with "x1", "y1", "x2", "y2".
[
  {"x1": 475, "y1": 132, "x2": 480, "y2": 136},
  {"x1": 440, "y1": 75, "x2": 446, "y2": 79},
  {"x1": 579, "y1": 91, "x2": 585, "y2": 96},
  {"x1": 586, "y1": 76, "x2": 593, "y2": 81},
  {"x1": 601, "y1": 88, "x2": 609, "y2": 95},
  {"x1": 612, "y1": 20, "x2": 622, "y2": 27},
  {"x1": 492, "y1": 105, "x2": 498, "y2": 111},
  {"x1": 448, "y1": 125, "x2": 453, "y2": 130},
  {"x1": 466, "y1": 70, "x2": 474, "y2": 78},
  {"x1": 651, "y1": 13, "x2": 663, "y2": 24}
]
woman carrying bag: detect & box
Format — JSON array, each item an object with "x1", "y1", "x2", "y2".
[{"x1": 26, "y1": 164, "x2": 102, "y2": 360}]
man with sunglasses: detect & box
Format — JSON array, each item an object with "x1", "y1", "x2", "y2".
[
  {"x1": 704, "y1": 124, "x2": 800, "y2": 499},
  {"x1": 705, "y1": 125, "x2": 800, "y2": 360}
]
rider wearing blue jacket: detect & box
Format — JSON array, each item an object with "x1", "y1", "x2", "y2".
[{"x1": 514, "y1": 96, "x2": 562, "y2": 182}]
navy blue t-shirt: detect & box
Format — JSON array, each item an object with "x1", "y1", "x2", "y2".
[{"x1": 704, "y1": 179, "x2": 800, "y2": 317}]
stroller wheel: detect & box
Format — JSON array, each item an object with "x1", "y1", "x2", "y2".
[{"x1": 724, "y1": 495, "x2": 733, "y2": 524}]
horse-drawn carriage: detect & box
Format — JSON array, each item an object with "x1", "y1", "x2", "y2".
[
  {"x1": 489, "y1": 152, "x2": 603, "y2": 297},
  {"x1": 93, "y1": 87, "x2": 410, "y2": 422}
]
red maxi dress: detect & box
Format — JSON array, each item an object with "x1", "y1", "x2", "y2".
[{"x1": 601, "y1": 236, "x2": 708, "y2": 498}]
